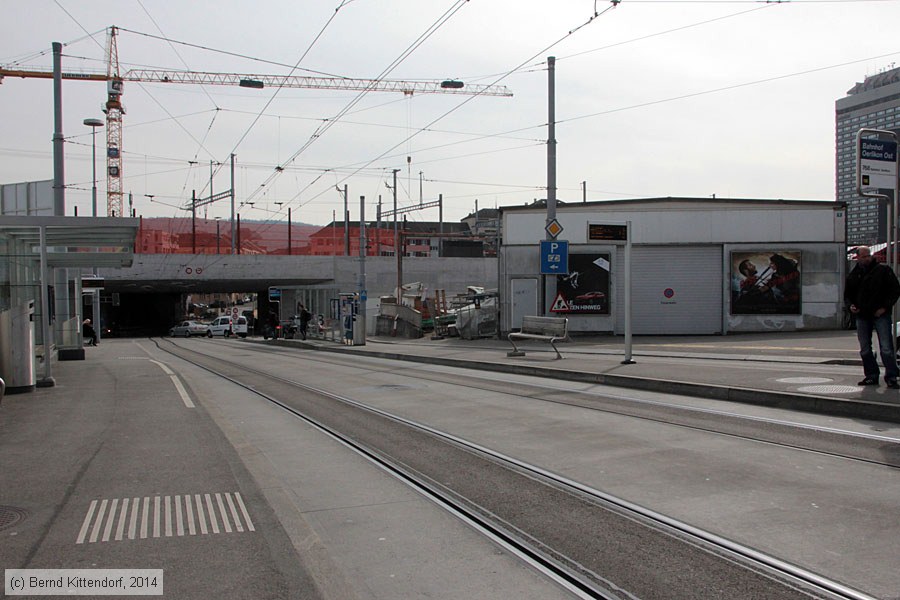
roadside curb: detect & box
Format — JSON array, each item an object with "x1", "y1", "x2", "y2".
[{"x1": 257, "y1": 338, "x2": 900, "y2": 425}]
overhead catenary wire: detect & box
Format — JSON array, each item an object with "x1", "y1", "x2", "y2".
[
  {"x1": 246, "y1": 0, "x2": 474, "y2": 238},
  {"x1": 288, "y1": 1, "x2": 621, "y2": 218},
  {"x1": 245, "y1": 0, "x2": 473, "y2": 208}
]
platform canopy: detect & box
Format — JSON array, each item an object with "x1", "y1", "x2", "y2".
[{"x1": 0, "y1": 215, "x2": 139, "y2": 268}]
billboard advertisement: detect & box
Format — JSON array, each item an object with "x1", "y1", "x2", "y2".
[
  {"x1": 552, "y1": 253, "x2": 610, "y2": 314},
  {"x1": 731, "y1": 251, "x2": 801, "y2": 315}
]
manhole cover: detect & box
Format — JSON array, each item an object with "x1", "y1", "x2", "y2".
[
  {"x1": 797, "y1": 385, "x2": 863, "y2": 394},
  {"x1": 0, "y1": 506, "x2": 28, "y2": 531},
  {"x1": 776, "y1": 377, "x2": 833, "y2": 384}
]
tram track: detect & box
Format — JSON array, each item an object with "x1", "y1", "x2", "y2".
[
  {"x1": 203, "y1": 337, "x2": 900, "y2": 469},
  {"x1": 155, "y1": 337, "x2": 875, "y2": 600}
]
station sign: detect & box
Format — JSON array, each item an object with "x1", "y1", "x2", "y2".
[
  {"x1": 540, "y1": 240, "x2": 569, "y2": 275},
  {"x1": 268, "y1": 286, "x2": 281, "y2": 302},
  {"x1": 859, "y1": 138, "x2": 898, "y2": 196}
]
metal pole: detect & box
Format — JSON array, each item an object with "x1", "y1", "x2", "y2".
[
  {"x1": 230, "y1": 154, "x2": 236, "y2": 255},
  {"x1": 82, "y1": 119, "x2": 105, "y2": 342},
  {"x1": 209, "y1": 160, "x2": 214, "y2": 216},
  {"x1": 192, "y1": 190, "x2": 197, "y2": 254},
  {"x1": 90, "y1": 127, "x2": 98, "y2": 217},
  {"x1": 393, "y1": 169, "x2": 400, "y2": 298},
  {"x1": 545, "y1": 55, "x2": 557, "y2": 315},
  {"x1": 439, "y1": 194, "x2": 443, "y2": 258},
  {"x1": 237, "y1": 213, "x2": 241, "y2": 254},
  {"x1": 216, "y1": 219, "x2": 220, "y2": 254},
  {"x1": 582, "y1": 181, "x2": 586, "y2": 203},
  {"x1": 52, "y1": 42, "x2": 65, "y2": 216},
  {"x1": 358, "y1": 195, "x2": 367, "y2": 346},
  {"x1": 623, "y1": 220, "x2": 635, "y2": 364},
  {"x1": 37, "y1": 225, "x2": 55, "y2": 387},
  {"x1": 344, "y1": 184, "x2": 350, "y2": 256},
  {"x1": 376, "y1": 197, "x2": 382, "y2": 256},
  {"x1": 888, "y1": 156, "x2": 900, "y2": 328},
  {"x1": 288, "y1": 207, "x2": 292, "y2": 255}
]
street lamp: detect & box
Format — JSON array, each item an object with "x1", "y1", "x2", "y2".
[
  {"x1": 83, "y1": 118, "x2": 103, "y2": 217},
  {"x1": 84, "y1": 118, "x2": 104, "y2": 344}
]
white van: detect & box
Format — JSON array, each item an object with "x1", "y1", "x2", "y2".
[{"x1": 206, "y1": 315, "x2": 248, "y2": 338}]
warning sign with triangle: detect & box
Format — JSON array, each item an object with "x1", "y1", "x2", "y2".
[{"x1": 550, "y1": 293, "x2": 570, "y2": 313}]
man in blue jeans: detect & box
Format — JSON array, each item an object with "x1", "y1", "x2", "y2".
[{"x1": 845, "y1": 246, "x2": 900, "y2": 388}]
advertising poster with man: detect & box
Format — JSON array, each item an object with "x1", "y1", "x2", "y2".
[
  {"x1": 552, "y1": 253, "x2": 611, "y2": 314},
  {"x1": 731, "y1": 251, "x2": 801, "y2": 315}
]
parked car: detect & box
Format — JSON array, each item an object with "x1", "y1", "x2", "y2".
[
  {"x1": 575, "y1": 291, "x2": 606, "y2": 302},
  {"x1": 206, "y1": 315, "x2": 249, "y2": 338},
  {"x1": 169, "y1": 320, "x2": 208, "y2": 337}
]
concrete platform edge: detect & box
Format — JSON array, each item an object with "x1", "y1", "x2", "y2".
[{"x1": 255, "y1": 339, "x2": 900, "y2": 425}]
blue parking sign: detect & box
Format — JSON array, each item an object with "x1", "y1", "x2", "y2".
[{"x1": 540, "y1": 240, "x2": 569, "y2": 275}]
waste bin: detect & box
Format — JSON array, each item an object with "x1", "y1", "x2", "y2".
[{"x1": 0, "y1": 301, "x2": 36, "y2": 393}]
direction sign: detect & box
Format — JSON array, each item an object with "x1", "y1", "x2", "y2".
[
  {"x1": 268, "y1": 286, "x2": 281, "y2": 302},
  {"x1": 859, "y1": 138, "x2": 898, "y2": 195},
  {"x1": 540, "y1": 240, "x2": 569, "y2": 275}
]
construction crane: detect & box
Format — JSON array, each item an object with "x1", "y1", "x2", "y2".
[{"x1": 0, "y1": 26, "x2": 513, "y2": 218}]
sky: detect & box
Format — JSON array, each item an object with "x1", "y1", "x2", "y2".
[{"x1": 1, "y1": 0, "x2": 899, "y2": 227}]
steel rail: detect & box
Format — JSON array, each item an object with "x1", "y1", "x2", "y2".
[
  {"x1": 203, "y1": 337, "x2": 900, "y2": 466},
  {"x1": 159, "y1": 337, "x2": 877, "y2": 600},
  {"x1": 154, "y1": 338, "x2": 623, "y2": 600}
]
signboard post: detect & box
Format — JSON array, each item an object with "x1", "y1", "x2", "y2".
[
  {"x1": 857, "y1": 129, "x2": 900, "y2": 328},
  {"x1": 623, "y1": 221, "x2": 634, "y2": 364}
]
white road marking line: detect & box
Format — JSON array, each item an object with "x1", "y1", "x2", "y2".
[
  {"x1": 185, "y1": 494, "x2": 196, "y2": 535},
  {"x1": 164, "y1": 495, "x2": 173, "y2": 537},
  {"x1": 195, "y1": 494, "x2": 208, "y2": 535},
  {"x1": 153, "y1": 496, "x2": 161, "y2": 538},
  {"x1": 175, "y1": 495, "x2": 184, "y2": 536},
  {"x1": 148, "y1": 359, "x2": 195, "y2": 408},
  {"x1": 115, "y1": 498, "x2": 129, "y2": 541},
  {"x1": 215, "y1": 493, "x2": 233, "y2": 533},
  {"x1": 225, "y1": 493, "x2": 243, "y2": 533},
  {"x1": 234, "y1": 493, "x2": 255, "y2": 532},
  {"x1": 89, "y1": 499, "x2": 107, "y2": 543},
  {"x1": 128, "y1": 497, "x2": 139, "y2": 540},
  {"x1": 76, "y1": 500, "x2": 97, "y2": 544},
  {"x1": 140, "y1": 497, "x2": 149, "y2": 539},
  {"x1": 102, "y1": 498, "x2": 118, "y2": 542},
  {"x1": 205, "y1": 494, "x2": 220, "y2": 534}
]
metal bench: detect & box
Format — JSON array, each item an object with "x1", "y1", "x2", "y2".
[{"x1": 507, "y1": 316, "x2": 569, "y2": 360}]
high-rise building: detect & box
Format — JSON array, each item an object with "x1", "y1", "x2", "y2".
[{"x1": 836, "y1": 67, "x2": 900, "y2": 245}]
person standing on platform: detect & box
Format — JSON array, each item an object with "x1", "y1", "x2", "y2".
[
  {"x1": 82, "y1": 319, "x2": 98, "y2": 346},
  {"x1": 298, "y1": 304, "x2": 311, "y2": 340},
  {"x1": 845, "y1": 246, "x2": 900, "y2": 388}
]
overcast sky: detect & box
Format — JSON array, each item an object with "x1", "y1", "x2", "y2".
[{"x1": 1, "y1": 0, "x2": 899, "y2": 226}]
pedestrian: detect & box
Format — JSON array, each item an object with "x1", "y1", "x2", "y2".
[
  {"x1": 298, "y1": 304, "x2": 311, "y2": 340},
  {"x1": 845, "y1": 246, "x2": 900, "y2": 388},
  {"x1": 82, "y1": 318, "x2": 98, "y2": 346}
]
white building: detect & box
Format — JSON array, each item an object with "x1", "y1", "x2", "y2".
[{"x1": 499, "y1": 198, "x2": 845, "y2": 336}]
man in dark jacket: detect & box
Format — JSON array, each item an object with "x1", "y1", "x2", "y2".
[{"x1": 845, "y1": 246, "x2": 900, "y2": 388}]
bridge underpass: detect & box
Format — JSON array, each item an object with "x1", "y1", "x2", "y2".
[{"x1": 97, "y1": 253, "x2": 497, "y2": 337}]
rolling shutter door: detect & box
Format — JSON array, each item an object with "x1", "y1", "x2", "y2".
[{"x1": 625, "y1": 245, "x2": 722, "y2": 335}]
